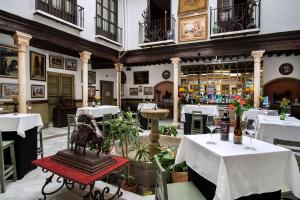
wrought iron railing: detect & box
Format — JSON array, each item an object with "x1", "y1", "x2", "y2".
[
  {"x1": 36, "y1": 0, "x2": 84, "y2": 29},
  {"x1": 95, "y1": 17, "x2": 122, "y2": 44},
  {"x1": 139, "y1": 16, "x2": 176, "y2": 44},
  {"x1": 210, "y1": 0, "x2": 260, "y2": 35}
]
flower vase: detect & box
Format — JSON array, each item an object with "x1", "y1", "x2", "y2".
[
  {"x1": 234, "y1": 113, "x2": 242, "y2": 144},
  {"x1": 279, "y1": 106, "x2": 285, "y2": 120}
]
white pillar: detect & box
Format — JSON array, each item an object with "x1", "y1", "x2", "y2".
[
  {"x1": 13, "y1": 31, "x2": 32, "y2": 113},
  {"x1": 251, "y1": 50, "x2": 265, "y2": 108},
  {"x1": 115, "y1": 63, "x2": 123, "y2": 109},
  {"x1": 171, "y1": 57, "x2": 181, "y2": 127},
  {"x1": 79, "y1": 51, "x2": 92, "y2": 107}
]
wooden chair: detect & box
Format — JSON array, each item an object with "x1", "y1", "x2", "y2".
[
  {"x1": 154, "y1": 155, "x2": 206, "y2": 200},
  {"x1": 147, "y1": 118, "x2": 152, "y2": 130},
  {"x1": 191, "y1": 111, "x2": 204, "y2": 134},
  {"x1": 274, "y1": 138, "x2": 300, "y2": 168},
  {"x1": 97, "y1": 113, "x2": 113, "y2": 136},
  {"x1": 0, "y1": 130, "x2": 17, "y2": 193},
  {"x1": 67, "y1": 114, "x2": 82, "y2": 149},
  {"x1": 37, "y1": 129, "x2": 44, "y2": 158}
]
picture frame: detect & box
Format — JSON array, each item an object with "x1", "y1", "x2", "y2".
[
  {"x1": 178, "y1": 0, "x2": 208, "y2": 16},
  {"x1": 134, "y1": 71, "x2": 149, "y2": 85},
  {"x1": 49, "y1": 55, "x2": 64, "y2": 69},
  {"x1": 0, "y1": 45, "x2": 18, "y2": 79},
  {"x1": 30, "y1": 51, "x2": 46, "y2": 81},
  {"x1": 179, "y1": 14, "x2": 208, "y2": 42},
  {"x1": 88, "y1": 71, "x2": 96, "y2": 85},
  {"x1": 144, "y1": 87, "x2": 153, "y2": 95},
  {"x1": 121, "y1": 85, "x2": 124, "y2": 97},
  {"x1": 88, "y1": 86, "x2": 96, "y2": 99},
  {"x1": 31, "y1": 84, "x2": 45, "y2": 98},
  {"x1": 1, "y1": 83, "x2": 18, "y2": 99},
  {"x1": 129, "y1": 88, "x2": 138, "y2": 96},
  {"x1": 65, "y1": 58, "x2": 77, "y2": 71}
]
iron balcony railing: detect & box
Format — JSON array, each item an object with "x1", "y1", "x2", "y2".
[
  {"x1": 96, "y1": 17, "x2": 122, "y2": 44},
  {"x1": 139, "y1": 16, "x2": 176, "y2": 44},
  {"x1": 210, "y1": 0, "x2": 260, "y2": 35},
  {"x1": 36, "y1": 0, "x2": 84, "y2": 29}
]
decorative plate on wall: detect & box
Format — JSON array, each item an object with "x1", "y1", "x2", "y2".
[
  {"x1": 162, "y1": 70, "x2": 171, "y2": 80},
  {"x1": 279, "y1": 63, "x2": 293, "y2": 75}
]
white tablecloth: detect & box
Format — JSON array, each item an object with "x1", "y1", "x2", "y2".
[
  {"x1": 0, "y1": 113, "x2": 43, "y2": 138},
  {"x1": 181, "y1": 105, "x2": 219, "y2": 122},
  {"x1": 257, "y1": 115, "x2": 300, "y2": 144},
  {"x1": 76, "y1": 106, "x2": 120, "y2": 118},
  {"x1": 175, "y1": 133, "x2": 300, "y2": 200},
  {"x1": 242, "y1": 109, "x2": 278, "y2": 121},
  {"x1": 137, "y1": 103, "x2": 157, "y2": 111}
]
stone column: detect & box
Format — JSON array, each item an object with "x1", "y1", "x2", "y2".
[
  {"x1": 13, "y1": 31, "x2": 32, "y2": 113},
  {"x1": 251, "y1": 50, "x2": 265, "y2": 108},
  {"x1": 79, "y1": 51, "x2": 92, "y2": 107},
  {"x1": 115, "y1": 63, "x2": 123, "y2": 108},
  {"x1": 171, "y1": 57, "x2": 181, "y2": 127}
]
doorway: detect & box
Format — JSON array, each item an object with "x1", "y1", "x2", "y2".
[{"x1": 100, "y1": 81, "x2": 114, "y2": 105}]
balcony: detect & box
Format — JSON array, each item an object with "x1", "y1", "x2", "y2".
[
  {"x1": 210, "y1": 0, "x2": 260, "y2": 38},
  {"x1": 35, "y1": 0, "x2": 84, "y2": 30},
  {"x1": 139, "y1": 16, "x2": 176, "y2": 47},
  {"x1": 95, "y1": 17, "x2": 122, "y2": 45}
]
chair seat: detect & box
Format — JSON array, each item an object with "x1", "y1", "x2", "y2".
[
  {"x1": 2, "y1": 140, "x2": 14, "y2": 149},
  {"x1": 167, "y1": 181, "x2": 206, "y2": 200}
]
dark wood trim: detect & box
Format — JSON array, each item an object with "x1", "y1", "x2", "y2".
[{"x1": 3, "y1": 100, "x2": 49, "y2": 105}]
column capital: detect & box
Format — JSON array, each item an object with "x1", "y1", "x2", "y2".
[
  {"x1": 79, "y1": 51, "x2": 92, "y2": 63},
  {"x1": 171, "y1": 57, "x2": 181, "y2": 64},
  {"x1": 114, "y1": 63, "x2": 123, "y2": 72},
  {"x1": 251, "y1": 50, "x2": 265, "y2": 60},
  {"x1": 13, "y1": 31, "x2": 32, "y2": 52}
]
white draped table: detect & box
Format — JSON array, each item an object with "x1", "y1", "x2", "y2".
[
  {"x1": 257, "y1": 115, "x2": 300, "y2": 144},
  {"x1": 242, "y1": 108, "x2": 278, "y2": 121},
  {"x1": 76, "y1": 106, "x2": 120, "y2": 118},
  {"x1": 137, "y1": 103, "x2": 157, "y2": 111},
  {"x1": 181, "y1": 105, "x2": 219, "y2": 122},
  {"x1": 0, "y1": 113, "x2": 43, "y2": 138},
  {"x1": 175, "y1": 133, "x2": 300, "y2": 200}
]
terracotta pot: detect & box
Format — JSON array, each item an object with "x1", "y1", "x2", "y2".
[
  {"x1": 122, "y1": 181, "x2": 137, "y2": 193},
  {"x1": 171, "y1": 172, "x2": 188, "y2": 183}
]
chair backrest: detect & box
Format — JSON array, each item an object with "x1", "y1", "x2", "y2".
[
  {"x1": 192, "y1": 111, "x2": 204, "y2": 134},
  {"x1": 154, "y1": 155, "x2": 168, "y2": 200},
  {"x1": 274, "y1": 138, "x2": 300, "y2": 168},
  {"x1": 67, "y1": 114, "x2": 76, "y2": 124},
  {"x1": 103, "y1": 113, "x2": 113, "y2": 121}
]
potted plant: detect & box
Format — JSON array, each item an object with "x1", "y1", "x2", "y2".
[
  {"x1": 120, "y1": 171, "x2": 137, "y2": 193},
  {"x1": 159, "y1": 125, "x2": 178, "y2": 137},
  {"x1": 135, "y1": 142, "x2": 150, "y2": 162},
  {"x1": 279, "y1": 98, "x2": 290, "y2": 120}
]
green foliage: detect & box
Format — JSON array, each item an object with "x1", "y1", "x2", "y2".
[
  {"x1": 120, "y1": 171, "x2": 136, "y2": 185},
  {"x1": 135, "y1": 142, "x2": 150, "y2": 162},
  {"x1": 143, "y1": 191, "x2": 153, "y2": 196},
  {"x1": 159, "y1": 125, "x2": 178, "y2": 137}
]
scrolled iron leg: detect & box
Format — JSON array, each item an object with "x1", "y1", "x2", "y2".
[{"x1": 87, "y1": 182, "x2": 123, "y2": 200}]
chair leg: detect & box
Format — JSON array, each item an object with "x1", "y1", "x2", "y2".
[
  {"x1": 67, "y1": 124, "x2": 70, "y2": 149},
  {"x1": 9, "y1": 144, "x2": 17, "y2": 182},
  {"x1": 0, "y1": 151, "x2": 5, "y2": 193}
]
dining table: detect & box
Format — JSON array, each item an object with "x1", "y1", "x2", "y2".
[
  {"x1": 76, "y1": 105, "x2": 120, "y2": 119},
  {"x1": 175, "y1": 133, "x2": 300, "y2": 200},
  {"x1": 257, "y1": 115, "x2": 300, "y2": 144},
  {"x1": 242, "y1": 108, "x2": 278, "y2": 121},
  {"x1": 0, "y1": 113, "x2": 43, "y2": 179}
]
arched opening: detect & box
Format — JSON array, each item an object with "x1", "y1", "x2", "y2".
[{"x1": 154, "y1": 81, "x2": 174, "y2": 102}]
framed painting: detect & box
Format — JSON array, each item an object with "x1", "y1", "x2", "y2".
[
  {"x1": 30, "y1": 51, "x2": 46, "y2": 81},
  {"x1": 178, "y1": 0, "x2": 208, "y2": 16},
  {"x1": 31, "y1": 84, "x2": 45, "y2": 98},
  {"x1": 179, "y1": 14, "x2": 208, "y2": 42},
  {"x1": 49, "y1": 55, "x2": 64, "y2": 69},
  {"x1": 129, "y1": 88, "x2": 138, "y2": 96},
  {"x1": 121, "y1": 85, "x2": 124, "y2": 97},
  {"x1": 65, "y1": 58, "x2": 77, "y2": 71},
  {"x1": 134, "y1": 71, "x2": 149, "y2": 85},
  {"x1": 88, "y1": 86, "x2": 96, "y2": 99},
  {"x1": 88, "y1": 71, "x2": 96, "y2": 85},
  {"x1": 1, "y1": 83, "x2": 18, "y2": 99},
  {"x1": 0, "y1": 46, "x2": 18, "y2": 79},
  {"x1": 144, "y1": 87, "x2": 153, "y2": 95}
]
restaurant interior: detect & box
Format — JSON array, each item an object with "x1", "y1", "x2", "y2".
[{"x1": 0, "y1": 0, "x2": 300, "y2": 200}]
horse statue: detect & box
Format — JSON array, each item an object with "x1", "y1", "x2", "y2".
[{"x1": 71, "y1": 113, "x2": 104, "y2": 156}]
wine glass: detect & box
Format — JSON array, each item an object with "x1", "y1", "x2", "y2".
[
  {"x1": 262, "y1": 105, "x2": 269, "y2": 120},
  {"x1": 285, "y1": 106, "x2": 291, "y2": 119},
  {"x1": 206, "y1": 115, "x2": 217, "y2": 145},
  {"x1": 245, "y1": 119, "x2": 258, "y2": 151},
  {"x1": 27, "y1": 101, "x2": 32, "y2": 113}
]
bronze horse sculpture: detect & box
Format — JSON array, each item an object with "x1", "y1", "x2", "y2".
[{"x1": 71, "y1": 113, "x2": 104, "y2": 156}]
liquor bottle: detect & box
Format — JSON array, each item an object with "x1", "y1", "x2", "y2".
[
  {"x1": 234, "y1": 114, "x2": 242, "y2": 144},
  {"x1": 221, "y1": 108, "x2": 230, "y2": 141}
]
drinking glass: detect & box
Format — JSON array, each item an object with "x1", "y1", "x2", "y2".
[
  {"x1": 206, "y1": 115, "x2": 217, "y2": 145},
  {"x1": 245, "y1": 119, "x2": 258, "y2": 151},
  {"x1": 27, "y1": 101, "x2": 32, "y2": 113},
  {"x1": 262, "y1": 105, "x2": 269, "y2": 120},
  {"x1": 285, "y1": 106, "x2": 291, "y2": 119}
]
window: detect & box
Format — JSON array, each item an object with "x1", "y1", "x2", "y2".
[{"x1": 96, "y1": 0, "x2": 118, "y2": 35}]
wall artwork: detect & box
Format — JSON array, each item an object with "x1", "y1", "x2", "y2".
[
  {"x1": 1, "y1": 83, "x2": 18, "y2": 99},
  {"x1": 88, "y1": 71, "x2": 96, "y2": 85},
  {"x1": 49, "y1": 55, "x2": 64, "y2": 69},
  {"x1": 88, "y1": 86, "x2": 96, "y2": 99},
  {"x1": 129, "y1": 88, "x2": 138, "y2": 96},
  {"x1": 144, "y1": 87, "x2": 153, "y2": 95},
  {"x1": 31, "y1": 84, "x2": 45, "y2": 98},
  {"x1": 30, "y1": 51, "x2": 46, "y2": 81},
  {"x1": 134, "y1": 71, "x2": 149, "y2": 85},
  {"x1": 121, "y1": 85, "x2": 124, "y2": 97},
  {"x1": 0, "y1": 46, "x2": 18, "y2": 79},
  {"x1": 178, "y1": 0, "x2": 208, "y2": 16},
  {"x1": 65, "y1": 58, "x2": 77, "y2": 71},
  {"x1": 179, "y1": 14, "x2": 208, "y2": 42}
]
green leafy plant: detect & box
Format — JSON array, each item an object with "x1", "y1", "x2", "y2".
[
  {"x1": 120, "y1": 171, "x2": 136, "y2": 186},
  {"x1": 135, "y1": 142, "x2": 150, "y2": 162},
  {"x1": 159, "y1": 125, "x2": 178, "y2": 137}
]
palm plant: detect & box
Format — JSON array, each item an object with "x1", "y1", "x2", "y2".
[{"x1": 135, "y1": 142, "x2": 150, "y2": 162}]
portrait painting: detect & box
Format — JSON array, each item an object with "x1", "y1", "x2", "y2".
[
  {"x1": 129, "y1": 88, "x2": 138, "y2": 96},
  {"x1": 0, "y1": 46, "x2": 18, "y2": 79},
  {"x1": 1, "y1": 83, "x2": 18, "y2": 99},
  {"x1": 88, "y1": 71, "x2": 96, "y2": 85},
  {"x1": 144, "y1": 87, "x2": 153, "y2": 95},
  {"x1": 178, "y1": 0, "x2": 208, "y2": 16},
  {"x1": 30, "y1": 51, "x2": 46, "y2": 81},
  {"x1": 49, "y1": 55, "x2": 64, "y2": 69},
  {"x1": 31, "y1": 85, "x2": 45, "y2": 98},
  {"x1": 65, "y1": 58, "x2": 77, "y2": 71},
  {"x1": 179, "y1": 14, "x2": 207, "y2": 42},
  {"x1": 88, "y1": 86, "x2": 96, "y2": 99}
]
